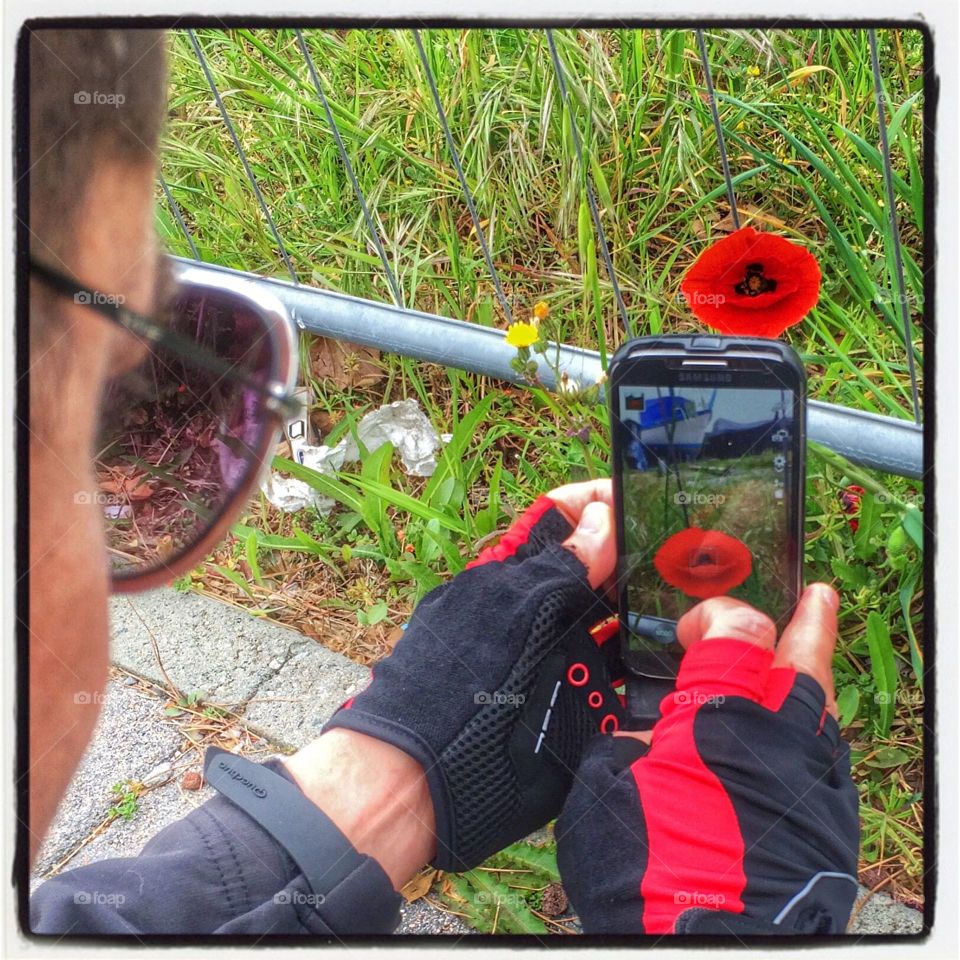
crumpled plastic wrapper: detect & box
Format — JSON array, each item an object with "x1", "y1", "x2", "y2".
[
  {"x1": 341, "y1": 399, "x2": 442, "y2": 476},
  {"x1": 262, "y1": 398, "x2": 443, "y2": 514}
]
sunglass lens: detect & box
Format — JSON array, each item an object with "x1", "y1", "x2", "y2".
[{"x1": 97, "y1": 290, "x2": 278, "y2": 580}]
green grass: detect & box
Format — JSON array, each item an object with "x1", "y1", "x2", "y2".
[{"x1": 157, "y1": 26, "x2": 926, "y2": 915}]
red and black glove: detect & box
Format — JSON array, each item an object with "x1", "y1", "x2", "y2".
[
  {"x1": 556, "y1": 625, "x2": 859, "y2": 934},
  {"x1": 324, "y1": 494, "x2": 624, "y2": 872}
]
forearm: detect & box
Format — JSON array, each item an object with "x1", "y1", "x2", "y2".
[{"x1": 282, "y1": 728, "x2": 437, "y2": 889}]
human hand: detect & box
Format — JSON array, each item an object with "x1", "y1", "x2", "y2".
[
  {"x1": 555, "y1": 585, "x2": 860, "y2": 934},
  {"x1": 322, "y1": 480, "x2": 625, "y2": 872}
]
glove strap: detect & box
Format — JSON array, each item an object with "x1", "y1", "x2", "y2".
[{"x1": 204, "y1": 747, "x2": 400, "y2": 915}]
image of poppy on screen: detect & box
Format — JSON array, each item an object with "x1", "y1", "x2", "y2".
[
  {"x1": 653, "y1": 527, "x2": 753, "y2": 600},
  {"x1": 617, "y1": 385, "x2": 793, "y2": 627}
]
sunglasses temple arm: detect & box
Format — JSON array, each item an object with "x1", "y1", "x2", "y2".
[{"x1": 30, "y1": 258, "x2": 298, "y2": 418}]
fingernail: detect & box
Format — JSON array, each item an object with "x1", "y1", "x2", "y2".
[
  {"x1": 577, "y1": 502, "x2": 605, "y2": 535},
  {"x1": 814, "y1": 583, "x2": 839, "y2": 610}
]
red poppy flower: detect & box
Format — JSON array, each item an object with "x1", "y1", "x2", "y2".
[
  {"x1": 653, "y1": 527, "x2": 753, "y2": 600},
  {"x1": 680, "y1": 226, "x2": 821, "y2": 338}
]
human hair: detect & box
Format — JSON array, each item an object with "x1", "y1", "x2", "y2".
[{"x1": 27, "y1": 28, "x2": 168, "y2": 347}]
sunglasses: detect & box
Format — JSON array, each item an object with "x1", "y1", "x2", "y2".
[{"x1": 30, "y1": 257, "x2": 301, "y2": 592}]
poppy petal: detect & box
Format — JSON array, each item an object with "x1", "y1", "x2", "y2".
[
  {"x1": 680, "y1": 226, "x2": 821, "y2": 338},
  {"x1": 653, "y1": 526, "x2": 754, "y2": 600}
]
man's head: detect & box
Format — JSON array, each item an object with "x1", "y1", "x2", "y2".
[{"x1": 26, "y1": 29, "x2": 168, "y2": 860}]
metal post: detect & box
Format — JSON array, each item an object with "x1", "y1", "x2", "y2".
[{"x1": 174, "y1": 257, "x2": 923, "y2": 479}]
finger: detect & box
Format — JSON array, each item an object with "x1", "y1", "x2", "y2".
[
  {"x1": 561, "y1": 501, "x2": 617, "y2": 589},
  {"x1": 676, "y1": 596, "x2": 777, "y2": 653},
  {"x1": 547, "y1": 478, "x2": 613, "y2": 527},
  {"x1": 772, "y1": 583, "x2": 839, "y2": 716},
  {"x1": 613, "y1": 730, "x2": 653, "y2": 746}
]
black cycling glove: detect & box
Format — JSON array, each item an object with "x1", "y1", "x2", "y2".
[
  {"x1": 324, "y1": 495, "x2": 624, "y2": 871},
  {"x1": 556, "y1": 637, "x2": 860, "y2": 934}
]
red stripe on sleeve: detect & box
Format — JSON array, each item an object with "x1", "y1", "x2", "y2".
[
  {"x1": 633, "y1": 708, "x2": 746, "y2": 932},
  {"x1": 632, "y1": 639, "x2": 777, "y2": 932}
]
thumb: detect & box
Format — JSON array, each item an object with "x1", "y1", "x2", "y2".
[
  {"x1": 561, "y1": 500, "x2": 616, "y2": 589},
  {"x1": 772, "y1": 583, "x2": 840, "y2": 716},
  {"x1": 676, "y1": 595, "x2": 777, "y2": 653}
]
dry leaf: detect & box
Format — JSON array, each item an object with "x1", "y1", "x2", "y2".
[
  {"x1": 310, "y1": 409, "x2": 338, "y2": 438},
  {"x1": 400, "y1": 867, "x2": 440, "y2": 902},
  {"x1": 309, "y1": 337, "x2": 383, "y2": 391},
  {"x1": 385, "y1": 625, "x2": 405, "y2": 651},
  {"x1": 540, "y1": 883, "x2": 569, "y2": 917},
  {"x1": 712, "y1": 211, "x2": 740, "y2": 234},
  {"x1": 99, "y1": 474, "x2": 153, "y2": 500}
]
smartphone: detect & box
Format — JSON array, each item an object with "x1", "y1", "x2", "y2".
[{"x1": 610, "y1": 335, "x2": 806, "y2": 681}]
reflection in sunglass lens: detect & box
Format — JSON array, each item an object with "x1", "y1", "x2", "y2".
[{"x1": 97, "y1": 292, "x2": 275, "y2": 577}]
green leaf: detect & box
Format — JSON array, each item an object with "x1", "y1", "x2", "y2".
[
  {"x1": 899, "y1": 572, "x2": 923, "y2": 682},
  {"x1": 360, "y1": 440, "x2": 398, "y2": 550},
  {"x1": 245, "y1": 530, "x2": 264, "y2": 586},
  {"x1": 589, "y1": 151, "x2": 615, "y2": 215},
  {"x1": 364, "y1": 600, "x2": 389, "y2": 625},
  {"x1": 475, "y1": 457, "x2": 504, "y2": 538},
  {"x1": 422, "y1": 520, "x2": 465, "y2": 574},
  {"x1": 276, "y1": 455, "x2": 365, "y2": 515},
  {"x1": 836, "y1": 685, "x2": 861, "y2": 728},
  {"x1": 901, "y1": 504, "x2": 924, "y2": 551},
  {"x1": 341, "y1": 476, "x2": 468, "y2": 535},
  {"x1": 460, "y1": 870, "x2": 546, "y2": 934},
  {"x1": 865, "y1": 610, "x2": 898, "y2": 737},
  {"x1": 865, "y1": 745, "x2": 911, "y2": 769},
  {"x1": 830, "y1": 558, "x2": 868, "y2": 591},
  {"x1": 853, "y1": 492, "x2": 882, "y2": 560},
  {"x1": 384, "y1": 557, "x2": 443, "y2": 595},
  {"x1": 886, "y1": 92, "x2": 923, "y2": 144},
  {"x1": 423, "y1": 392, "x2": 494, "y2": 509},
  {"x1": 665, "y1": 30, "x2": 686, "y2": 76},
  {"x1": 211, "y1": 563, "x2": 253, "y2": 598},
  {"x1": 577, "y1": 195, "x2": 591, "y2": 268},
  {"x1": 491, "y1": 840, "x2": 561, "y2": 883}
]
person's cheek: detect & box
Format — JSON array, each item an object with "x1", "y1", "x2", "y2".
[{"x1": 29, "y1": 458, "x2": 112, "y2": 862}]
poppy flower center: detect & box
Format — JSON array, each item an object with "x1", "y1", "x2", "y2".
[
  {"x1": 689, "y1": 550, "x2": 718, "y2": 568},
  {"x1": 734, "y1": 262, "x2": 778, "y2": 298}
]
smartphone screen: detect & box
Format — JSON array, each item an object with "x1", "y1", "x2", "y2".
[{"x1": 612, "y1": 348, "x2": 804, "y2": 679}]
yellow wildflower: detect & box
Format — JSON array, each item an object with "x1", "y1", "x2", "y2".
[
  {"x1": 532, "y1": 300, "x2": 550, "y2": 321},
  {"x1": 505, "y1": 321, "x2": 539, "y2": 349},
  {"x1": 747, "y1": 65, "x2": 761, "y2": 77}
]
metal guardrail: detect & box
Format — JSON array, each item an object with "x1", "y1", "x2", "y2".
[{"x1": 174, "y1": 257, "x2": 924, "y2": 480}]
